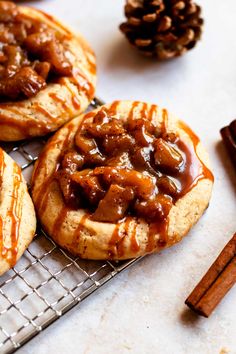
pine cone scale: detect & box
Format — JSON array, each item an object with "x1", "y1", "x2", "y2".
[{"x1": 120, "y1": 0, "x2": 203, "y2": 59}]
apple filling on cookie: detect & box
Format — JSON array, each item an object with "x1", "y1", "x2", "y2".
[
  {"x1": 32, "y1": 101, "x2": 213, "y2": 260},
  {"x1": 0, "y1": 1, "x2": 72, "y2": 99},
  {"x1": 0, "y1": 1, "x2": 96, "y2": 141},
  {"x1": 57, "y1": 109, "x2": 199, "y2": 225}
]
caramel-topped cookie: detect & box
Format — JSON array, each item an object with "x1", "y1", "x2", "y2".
[
  {"x1": 31, "y1": 101, "x2": 213, "y2": 260},
  {"x1": 0, "y1": 1, "x2": 96, "y2": 141},
  {"x1": 0, "y1": 148, "x2": 36, "y2": 275}
]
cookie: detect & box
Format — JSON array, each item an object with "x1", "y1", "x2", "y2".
[
  {"x1": 31, "y1": 100, "x2": 214, "y2": 260},
  {"x1": 0, "y1": 148, "x2": 36, "y2": 275},
  {"x1": 0, "y1": 1, "x2": 96, "y2": 141}
]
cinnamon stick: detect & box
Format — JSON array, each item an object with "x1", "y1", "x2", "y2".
[
  {"x1": 185, "y1": 233, "x2": 236, "y2": 317},
  {"x1": 220, "y1": 119, "x2": 236, "y2": 169}
]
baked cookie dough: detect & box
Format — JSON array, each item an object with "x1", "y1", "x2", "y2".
[
  {"x1": 0, "y1": 148, "x2": 36, "y2": 276},
  {"x1": 0, "y1": 1, "x2": 96, "y2": 141},
  {"x1": 31, "y1": 100, "x2": 214, "y2": 260}
]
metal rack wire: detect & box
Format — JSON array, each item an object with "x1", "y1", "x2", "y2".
[{"x1": 0, "y1": 98, "x2": 140, "y2": 354}]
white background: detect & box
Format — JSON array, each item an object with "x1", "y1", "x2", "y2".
[{"x1": 18, "y1": 1, "x2": 236, "y2": 353}]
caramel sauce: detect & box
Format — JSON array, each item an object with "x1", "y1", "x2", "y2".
[
  {"x1": 58, "y1": 78, "x2": 82, "y2": 111},
  {"x1": 82, "y1": 50, "x2": 96, "y2": 76},
  {"x1": 64, "y1": 82, "x2": 81, "y2": 110},
  {"x1": 6, "y1": 164, "x2": 23, "y2": 266},
  {"x1": 74, "y1": 214, "x2": 89, "y2": 238},
  {"x1": 0, "y1": 161, "x2": 23, "y2": 267},
  {"x1": 131, "y1": 102, "x2": 213, "y2": 253},
  {"x1": 0, "y1": 109, "x2": 51, "y2": 138},
  {"x1": 130, "y1": 222, "x2": 140, "y2": 253},
  {"x1": 140, "y1": 102, "x2": 148, "y2": 119},
  {"x1": 49, "y1": 92, "x2": 73, "y2": 115},
  {"x1": 146, "y1": 218, "x2": 169, "y2": 253},
  {"x1": 148, "y1": 105, "x2": 157, "y2": 121},
  {"x1": 178, "y1": 121, "x2": 214, "y2": 187},
  {"x1": 34, "y1": 123, "x2": 75, "y2": 214},
  {"x1": 108, "y1": 101, "x2": 120, "y2": 116},
  {"x1": 0, "y1": 149, "x2": 5, "y2": 261},
  {"x1": 71, "y1": 95, "x2": 81, "y2": 110},
  {"x1": 39, "y1": 101, "x2": 213, "y2": 257},
  {"x1": 86, "y1": 57, "x2": 96, "y2": 76},
  {"x1": 108, "y1": 222, "x2": 123, "y2": 258},
  {"x1": 33, "y1": 103, "x2": 58, "y2": 120},
  {"x1": 107, "y1": 216, "x2": 139, "y2": 258},
  {"x1": 51, "y1": 206, "x2": 71, "y2": 242},
  {"x1": 72, "y1": 69, "x2": 94, "y2": 100},
  {"x1": 128, "y1": 101, "x2": 140, "y2": 123},
  {"x1": 71, "y1": 214, "x2": 90, "y2": 251}
]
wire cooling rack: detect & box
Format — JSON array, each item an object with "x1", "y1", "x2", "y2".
[{"x1": 0, "y1": 98, "x2": 140, "y2": 354}]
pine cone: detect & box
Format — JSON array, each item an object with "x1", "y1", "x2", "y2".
[{"x1": 120, "y1": 0, "x2": 203, "y2": 59}]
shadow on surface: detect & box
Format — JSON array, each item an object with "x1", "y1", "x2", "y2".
[
  {"x1": 180, "y1": 307, "x2": 201, "y2": 326},
  {"x1": 105, "y1": 35, "x2": 184, "y2": 73}
]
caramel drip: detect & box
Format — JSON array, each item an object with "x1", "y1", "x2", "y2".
[
  {"x1": 51, "y1": 206, "x2": 71, "y2": 242},
  {"x1": 161, "y1": 109, "x2": 168, "y2": 135},
  {"x1": 3, "y1": 164, "x2": 23, "y2": 267},
  {"x1": 108, "y1": 101, "x2": 120, "y2": 116},
  {"x1": 49, "y1": 92, "x2": 73, "y2": 115},
  {"x1": 0, "y1": 217, "x2": 3, "y2": 262},
  {"x1": 33, "y1": 103, "x2": 58, "y2": 120},
  {"x1": 75, "y1": 214, "x2": 89, "y2": 236},
  {"x1": 130, "y1": 222, "x2": 140, "y2": 253},
  {"x1": 72, "y1": 69, "x2": 94, "y2": 100},
  {"x1": 0, "y1": 109, "x2": 51, "y2": 137},
  {"x1": 144, "y1": 109, "x2": 214, "y2": 253},
  {"x1": 60, "y1": 78, "x2": 81, "y2": 110},
  {"x1": 148, "y1": 105, "x2": 157, "y2": 121},
  {"x1": 34, "y1": 124, "x2": 75, "y2": 214},
  {"x1": 71, "y1": 214, "x2": 90, "y2": 250},
  {"x1": 140, "y1": 102, "x2": 148, "y2": 119},
  {"x1": 177, "y1": 121, "x2": 214, "y2": 195},
  {"x1": 128, "y1": 101, "x2": 140, "y2": 123},
  {"x1": 84, "y1": 52, "x2": 96, "y2": 76},
  {"x1": 146, "y1": 218, "x2": 169, "y2": 253},
  {"x1": 71, "y1": 95, "x2": 81, "y2": 110},
  {"x1": 0, "y1": 149, "x2": 5, "y2": 260},
  {"x1": 109, "y1": 217, "x2": 133, "y2": 258}
]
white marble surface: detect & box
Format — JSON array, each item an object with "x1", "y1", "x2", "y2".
[{"x1": 18, "y1": 0, "x2": 236, "y2": 353}]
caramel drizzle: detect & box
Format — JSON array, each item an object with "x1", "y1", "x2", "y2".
[
  {"x1": 108, "y1": 101, "x2": 120, "y2": 116},
  {"x1": 51, "y1": 206, "x2": 71, "y2": 242},
  {"x1": 7, "y1": 164, "x2": 23, "y2": 266},
  {"x1": 130, "y1": 222, "x2": 139, "y2": 253},
  {"x1": 140, "y1": 102, "x2": 148, "y2": 119},
  {"x1": 128, "y1": 101, "x2": 140, "y2": 123},
  {"x1": 71, "y1": 68, "x2": 94, "y2": 100},
  {"x1": 33, "y1": 103, "x2": 58, "y2": 120},
  {"x1": 64, "y1": 81, "x2": 81, "y2": 110},
  {"x1": 177, "y1": 121, "x2": 214, "y2": 195},
  {"x1": 148, "y1": 104, "x2": 158, "y2": 121},
  {"x1": 0, "y1": 107, "x2": 52, "y2": 138},
  {"x1": 59, "y1": 78, "x2": 82, "y2": 111},
  {"x1": 49, "y1": 92, "x2": 73, "y2": 115},
  {"x1": 71, "y1": 214, "x2": 90, "y2": 251},
  {"x1": 85, "y1": 54, "x2": 96, "y2": 76},
  {"x1": 0, "y1": 161, "x2": 23, "y2": 267},
  {"x1": 126, "y1": 102, "x2": 214, "y2": 254},
  {"x1": 108, "y1": 217, "x2": 140, "y2": 258},
  {"x1": 109, "y1": 218, "x2": 129, "y2": 258},
  {"x1": 34, "y1": 123, "x2": 75, "y2": 215},
  {"x1": 0, "y1": 149, "x2": 5, "y2": 261}
]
